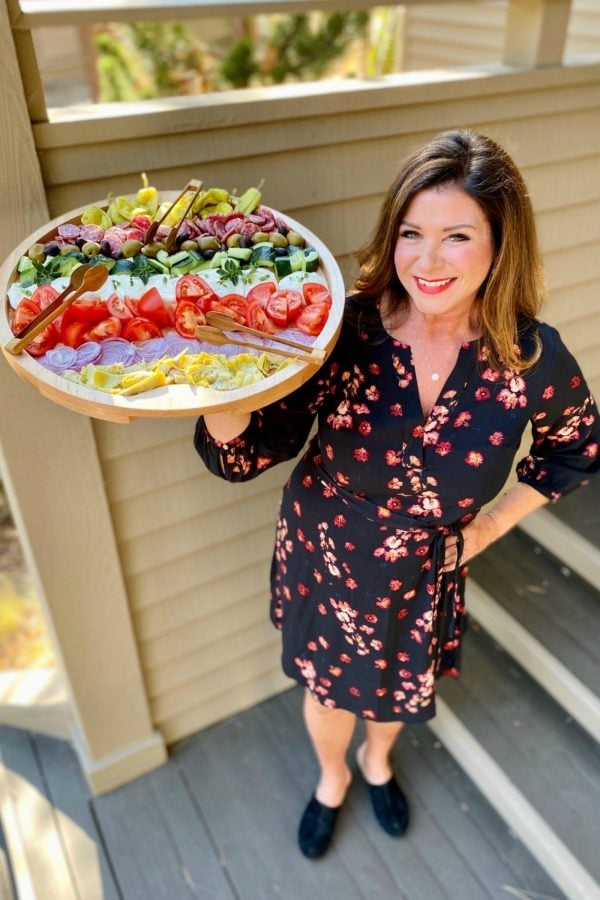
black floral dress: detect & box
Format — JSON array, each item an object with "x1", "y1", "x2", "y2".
[{"x1": 194, "y1": 300, "x2": 599, "y2": 723}]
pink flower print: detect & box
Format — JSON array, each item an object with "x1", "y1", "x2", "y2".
[
  {"x1": 364, "y1": 613, "x2": 378, "y2": 624},
  {"x1": 339, "y1": 653, "x2": 352, "y2": 664},
  {"x1": 293, "y1": 500, "x2": 302, "y2": 516},
  {"x1": 353, "y1": 403, "x2": 370, "y2": 415},
  {"x1": 375, "y1": 687, "x2": 388, "y2": 697},
  {"x1": 362, "y1": 710, "x2": 376, "y2": 719},
  {"x1": 326, "y1": 400, "x2": 353, "y2": 430},
  {"x1": 475, "y1": 387, "x2": 490, "y2": 401},
  {"x1": 324, "y1": 443, "x2": 334, "y2": 460},
  {"x1": 305, "y1": 541, "x2": 315, "y2": 552},
  {"x1": 396, "y1": 608, "x2": 409, "y2": 620},
  {"x1": 349, "y1": 686, "x2": 361, "y2": 697},
  {"x1": 435, "y1": 441, "x2": 453, "y2": 456},
  {"x1": 423, "y1": 428, "x2": 440, "y2": 447},
  {"x1": 386, "y1": 497, "x2": 402, "y2": 511},
  {"x1": 344, "y1": 541, "x2": 356, "y2": 551},
  {"x1": 374, "y1": 659, "x2": 388, "y2": 669},
  {"x1": 373, "y1": 534, "x2": 409, "y2": 562},
  {"x1": 542, "y1": 385, "x2": 555, "y2": 400},
  {"x1": 584, "y1": 442, "x2": 598, "y2": 458},
  {"x1": 415, "y1": 545, "x2": 429, "y2": 557},
  {"x1": 404, "y1": 589, "x2": 417, "y2": 601},
  {"x1": 457, "y1": 497, "x2": 474, "y2": 508},
  {"x1": 333, "y1": 514, "x2": 347, "y2": 527},
  {"x1": 318, "y1": 635, "x2": 330, "y2": 649},
  {"x1": 376, "y1": 596, "x2": 391, "y2": 609},
  {"x1": 368, "y1": 362, "x2": 381, "y2": 375},
  {"x1": 412, "y1": 425, "x2": 425, "y2": 439},
  {"x1": 390, "y1": 403, "x2": 403, "y2": 416},
  {"x1": 571, "y1": 375, "x2": 582, "y2": 388},
  {"x1": 377, "y1": 506, "x2": 392, "y2": 519},
  {"x1": 387, "y1": 476, "x2": 403, "y2": 490},
  {"x1": 359, "y1": 624, "x2": 375, "y2": 635},
  {"x1": 465, "y1": 451, "x2": 484, "y2": 467},
  {"x1": 489, "y1": 431, "x2": 504, "y2": 446},
  {"x1": 329, "y1": 666, "x2": 342, "y2": 677},
  {"x1": 297, "y1": 528, "x2": 305, "y2": 543},
  {"x1": 336, "y1": 471, "x2": 350, "y2": 486},
  {"x1": 306, "y1": 639, "x2": 317, "y2": 650},
  {"x1": 396, "y1": 651, "x2": 410, "y2": 662},
  {"x1": 392, "y1": 356, "x2": 414, "y2": 388},
  {"x1": 365, "y1": 385, "x2": 380, "y2": 401},
  {"x1": 389, "y1": 579, "x2": 403, "y2": 591},
  {"x1": 454, "y1": 411, "x2": 472, "y2": 427},
  {"x1": 345, "y1": 577, "x2": 358, "y2": 590},
  {"x1": 319, "y1": 677, "x2": 332, "y2": 688},
  {"x1": 478, "y1": 346, "x2": 490, "y2": 362},
  {"x1": 482, "y1": 367, "x2": 500, "y2": 382},
  {"x1": 358, "y1": 420, "x2": 372, "y2": 436},
  {"x1": 354, "y1": 447, "x2": 369, "y2": 462},
  {"x1": 370, "y1": 639, "x2": 383, "y2": 651},
  {"x1": 313, "y1": 568, "x2": 322, "y2": 583},
  {"x1": 322, "y1": 484, "x2": 336, "y2": 499},
  {"x1": 385, "y1": 449, "x2": 403, "y2": 466},
  {"x1": 399, "y1": 668, "x2": 412, "y2": 678},
  {"x1": 298, "y1": 583, "x2": 310, "y2": 596}
]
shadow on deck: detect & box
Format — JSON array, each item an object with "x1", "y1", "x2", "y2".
[{"x1": 0, "y1": 682, "x2": 563, "y2": 900}]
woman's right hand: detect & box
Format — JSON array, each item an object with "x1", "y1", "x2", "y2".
[{"x1": 202, "y1": 412, "x2": 251, "y2": 443}]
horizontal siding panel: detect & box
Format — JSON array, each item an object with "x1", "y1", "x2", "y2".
[
  {"x1": 94, "y1": 417, "x2": 192, "y2": 461},
  {"x1": 126, "y1": 522, "x2": 275, "y2": 609},
  {"x1": 139, "y1": 590, "x2": 267, "y2": 669},
  {"x1": 544, "y1": 279, "x2": 600, "y2": 327},
  {"x1": 132, "y1": 559, "x2": 270, "y2": 641},
  {"x1": 569, "y1": 345, "x2": 600, "y2": 383},
  {"x1": 554, "y1": 315, "x2": 600, "y2": 358},
  {"x1": 405, "y1": 2, "x2": 507, "y2": 29},
  {"x1": 159, "y1": 667, "x2": 290, "y2": 744},
  {"x1": 120, "y1": 487, "x2": 281, "y2": 577},
  {"x1": 545, "y1": 242, "x2": 599, "y2": 291},
  {"x1": 537, "y1": 199, "x2": 600, "y2": 255},
  {"x1": 101, "y1": 437, "x2": 215, "y2": 502},
  {"x1": 150, "y1": 631, "x2": 281, "y2": 721}
]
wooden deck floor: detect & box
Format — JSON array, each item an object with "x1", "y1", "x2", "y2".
[{"x1": 0, "y1": 683, "x2": 563, "y2": 900}]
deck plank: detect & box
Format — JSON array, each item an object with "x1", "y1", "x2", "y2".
[
  {"x1": 469, "y1": 529, "x2": 600, "y2": 693},
  {"x1": 33, "y1": 733, "x2": 121, "y2": 900},
  {"x1": 546, "y1": 479, "x2": 600, "y2": 548},
  {"x1": 438, "y1": 624, "x2": 600, "y2": 880}
]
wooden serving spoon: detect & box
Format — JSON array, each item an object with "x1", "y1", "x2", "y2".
[
  {"x1": 205, "y1": 311, "x2": 326, "y2": 361},
  {"x1": 195, "y1": 325, "x2": 322, "y2": 364},
  {"x1": 5, "y1": 263, "x2": 110, "y2": 355}
]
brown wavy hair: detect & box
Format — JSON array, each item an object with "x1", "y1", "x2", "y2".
[{"x1": 352, "y1": 129, "x2": 546, "y2": 371}]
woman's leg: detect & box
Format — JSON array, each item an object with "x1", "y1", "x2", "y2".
[
  {"x1": 357, "y1": 720, "x2": 405, "y2": 784},
  {"x1": 303, "y1": 689, "x2": 356, "y2": 806}
]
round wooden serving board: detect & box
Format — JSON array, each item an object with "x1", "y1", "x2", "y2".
[{"x1": 0, "y1": 197, "x2": 345, "y2": 424}]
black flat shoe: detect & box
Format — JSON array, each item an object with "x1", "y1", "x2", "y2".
[
  {"x1": 363, "y1": 776, "x2": 409, "y2": 836},
  {"x1": 298, "y1": 794, "x2": 342, "y2": 859}
]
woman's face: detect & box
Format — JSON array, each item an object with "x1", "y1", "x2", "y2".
[{"x1": 393, "y1": 184, "x2": 495, "y2": 322}]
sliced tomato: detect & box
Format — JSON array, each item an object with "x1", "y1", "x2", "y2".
[
  {"x1": 26, "y1": 324, "x2": 58, "y2": 357},
  {"x1": 176, "y1": 275, "x2": 217, "y2": 312},
  {"x1": 174, "y1": 301, "x2": 206, "y2": 339},
  {"x1": 213, "y1": 293, "x2": 249, "y2": 325},
  {"x1": 296, "y1": 302, "x2": 328, "y2": 336},
  {"x1": 246, "y1": 299, "x2": 276, "y2": 335},
  {"x1": 130, "y1": 214, "x2": 152, "y2": 232},
  {"x1": 136, "y1": 287, "x2": 172, "y2": 327},
  {"x1": 85, "y1": 316, "x2": 122, "y2": 342},
  {"x1": 246, "y1": 281, "x2": 276, "y2": 308},
  {"x1": 265, "y1": 293, "x2": 288, "y2": 328},
  {"x1": 12, "y1": 298, "x2": 41, "y2": 334},
  {"x1": 107, "y1": 293, "x2": 134, "y2": 321},
  {"x1": 303, "y1": 282, "x2": 332, "y2": 309},
  {"x1": 125, "y1": 296, "x2": 139, "y2": 316},
  {"x1": 122, "y1": 317, "x2": 163, "y2": 342},
  {"x1": 69, "y1": 297, "x2": 110, "y2": 324},
  {"x1": 285, "y1": 289, "x2": 303, "y2": 320},
  {"x1": 62, "y1": 321, "x2": 90, "y2": 348},
  {"x1": 30, "y1": 284, "x2": 59, "y2": 310}
]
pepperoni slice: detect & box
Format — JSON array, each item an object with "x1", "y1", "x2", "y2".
[
  {"x1": 58, "y1": 223, "x2": 81, "y2": 239},
  {"x1": 80, "y1": 224, "x2": 104, "y2": 242}
]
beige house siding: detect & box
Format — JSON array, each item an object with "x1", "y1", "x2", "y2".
[{"x1": 17, "y1": 62, "x2": 596, "y2": 744}]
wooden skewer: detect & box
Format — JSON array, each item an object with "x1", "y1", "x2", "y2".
[
  {"x1": 195, "y1": 326, "x2": 321, "y2": 364},
  {"x1": 205, "y1": 311, "x2": 326, "y2": 360},
  {"x1": 144, "y1": 178, "x2": 202, "y2": 246},
  {"x1": 164, "y1": 181, "x2": 204, "y2": 251}
]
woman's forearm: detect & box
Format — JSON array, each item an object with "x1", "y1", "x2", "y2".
[
  {"x1": 203, "y1": 412, "x2": 252, "y2": 443},
  {"x1": 485, "y1": 481, "x2": 549, "y2": 539}
]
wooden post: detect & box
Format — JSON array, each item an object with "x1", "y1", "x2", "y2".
[
  {"x1": 0, "y1": 0, "x2": 166, "y2": 794},
  {"x1": 504, "y1": 0, "x2": 572, "y2": 68}
]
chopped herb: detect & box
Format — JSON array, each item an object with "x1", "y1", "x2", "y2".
[{"x1": 216, "y1": 257, "x2": 241, "y2": 286}]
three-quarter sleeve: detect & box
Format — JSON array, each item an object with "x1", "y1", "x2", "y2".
[
  {"x1": 193, "y1": 337, "x2": 344, "y2": 482},
  {"x1": 516, "y1": 325, "x2": 600, "y2": 500}
]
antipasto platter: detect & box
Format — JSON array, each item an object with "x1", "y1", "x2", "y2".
[{"x1": 0, "y1": 178, "x2": 344, "y2": 423}]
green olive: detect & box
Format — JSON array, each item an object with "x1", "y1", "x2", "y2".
[
  {"x1": 198, "y1": 236, "x2": 220, "y2": 251},
  {"x1": 121, "y1": 239, "x2": 143, "y2": 258},
  {"x1": 82, "y1": 241, "x2": 101, "y2": 257},
  {"x1": 287, "y1": 231, "x2": 305, "y2": 247},
  {"x1": 27, "y1": 243, "x2": 45, "y2": 262},
  {"x1": 59, "y1": 243, "x2": 80, "y2": 256},
  {"x1": 141, "y1": 241, "x2": 166, "y2": 258},
  {"x1": 269, "y1": 232, "x2": 288, "y2": 248},
  {"x1": 226, "y1": 233, "x2": 241, "y2": 248},
  {"x1": 180, "y1": 240, "x2": 199, "y2": 252},
  {"x1": 251, "y1": 231, "x2": 271, "y2": 244}
]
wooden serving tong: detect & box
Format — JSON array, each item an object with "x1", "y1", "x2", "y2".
[
  {"x1": 5, "y1": 263, "x2": 109, "y2": 355},
  {"x1": 195, "y1": 325, "x2": 322, "y2": 365},
  {"x1": 205, "y1": 311, "x2": 326, "y2": 362},
  {"x1": 144, "y1": 179, "x2": 203, "y2": 249}
]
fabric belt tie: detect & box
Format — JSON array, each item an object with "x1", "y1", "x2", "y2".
[{"x1": 312, "y1": 459, "x2": 465, "y2": 673}]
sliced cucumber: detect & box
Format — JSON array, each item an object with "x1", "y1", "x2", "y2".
[
  {"x1": 289, "y1": 250, "x2": 307, "y2": 273},
  {"x1": 167, "y1": 250, "x2": 191, "y2": 267},
  {"x1": 228, "y1": 247, "x2": 253, "y2": 261},
  {"x1": 147, "y1": 257, "x2": 169, "y2": 274},
  {"x1": 304, "y1": 249, "x2": 319, "y2": 272},
  {"x1": 156, "y1": 250, "x2": 170, "y2": 264},
  {"x1": 274, "y1": 256, "x2": 292, "y2": 277},
  {"x1": 17, "y1": 256, "x2": 35, "y2": 273}
]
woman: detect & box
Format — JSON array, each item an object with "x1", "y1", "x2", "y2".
[{"x1": 194, "y1": 130, "x2": 599, "y2": 859}]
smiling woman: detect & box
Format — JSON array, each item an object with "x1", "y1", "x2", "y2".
[{"x1": 194, "y1": 130, "x2": 599, "y2": 860}]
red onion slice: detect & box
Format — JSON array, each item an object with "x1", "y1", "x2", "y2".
[
  {"x1": 98, "y1": 339, "x2": 136, "y2": 366},
  {"x1": 134, "y1": 338, "x2": 169, "y2": 363},
  {"x1": 164, "y1": 336, "x2": 201, "y2": 356},
  {"x1": 75, "y1": 342, "x2": 103, "y2": 367},
  {"x1": 39, "y1": 346, "x2": 78, "y2": 372}
]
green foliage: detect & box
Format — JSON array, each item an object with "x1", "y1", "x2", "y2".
[{"x1": 220, "y1": 36, "x2": 258, "y2": 89}]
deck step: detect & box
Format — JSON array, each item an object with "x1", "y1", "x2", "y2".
[{"x1": 436, "y1": 621, "x2": 600, "y2": 896}]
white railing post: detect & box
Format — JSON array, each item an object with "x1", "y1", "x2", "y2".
[{"x1": 504, "y1": 0, "x2": 572, "y2": 68}]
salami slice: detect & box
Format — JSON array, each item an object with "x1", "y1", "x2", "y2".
[
  {"x1": 80, "y1": 224, "x2": 105, "y2": 242},
  {"x1": 57, "y1": 223, "x2": 81, "y2": 240}
]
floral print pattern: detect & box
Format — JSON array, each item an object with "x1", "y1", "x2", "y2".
[{"x1": 195, "y1": 302, "x2": 599, "y2": 722}]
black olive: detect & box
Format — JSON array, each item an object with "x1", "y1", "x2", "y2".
[
  {"x1": 100, "y1": 240, "x2": 112, "y2": 256},
  {"x1": 44, "y1": 242, "x2": 60, "y2": 256},
  {"x1": 275, "y1": 247, "x2": 288, "y2": 257},
  {"x1": 201, "y1": 249, "x2": 216, "y2": 260},
  {"x1": 75, "y1": 237, "x2": 86, "y2": 249},
  {"x1": 176, "y1": 231, "x2": 190, "y2": 247},
  {"x1": 277, "y1": 226, "x2": 288, "y2": 236},
  {"x1": 220, "y1": 243, "x2": 228, "y2": 252},
  {"x1": 240, "y1": 236, "x2": 253, "y2": 249},
  {"x1": 111, "y1": 251, "x2": 123, "y2": 260}
]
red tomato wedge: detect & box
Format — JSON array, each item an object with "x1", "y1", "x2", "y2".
[
  {"x1": 136, "y1": 287, "x2": 172, "y2": 327},
  {"x1": 174, "y1": 301, "x2": 206, "y2": 339},
  {"x1": 30, "y1": 284, "x2": 59, "y2": 310},
  {"x1": 107, "y1": 293, "x2": 134, "y2": 321},
  {"x1": 62, "y1": 321, "x2": 90, "y2": 349},
  {"x1": 26, "y1": 324, "x2": 59, "y2": 357},
  {"x1": 246, "y1": 300, "x2": 276, "y2": 334},
  {"x1": 176, "y1": 275, "x2": 217, "y2": 312},
  {"x1": 302, "y1": 283, "x2": 332, "y2": 309},
  {"x1": 246, "y1": 281, "x2": 277, "y2": 308},
  {"x1": 122, "y1": 317, "x2": 163, "y2": 342},
  {"x1": 296, "y1": 302, "x2": 328, "y2": 336},
  {"x1": 69, "y1": 297, "x2": 110, "y2": 324},
  {"x1": 211, "y1": 293, "x2": 249, "y2": 325},
  {"x1": 12, "y1": 297, "x2": 41, "y2": 334},
  {"x1": 265, "y1": 293, "x2": 289, "y2": 328},
  {"x1": 85, "y1": 316, "x2": 122, "y2": 342}
]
